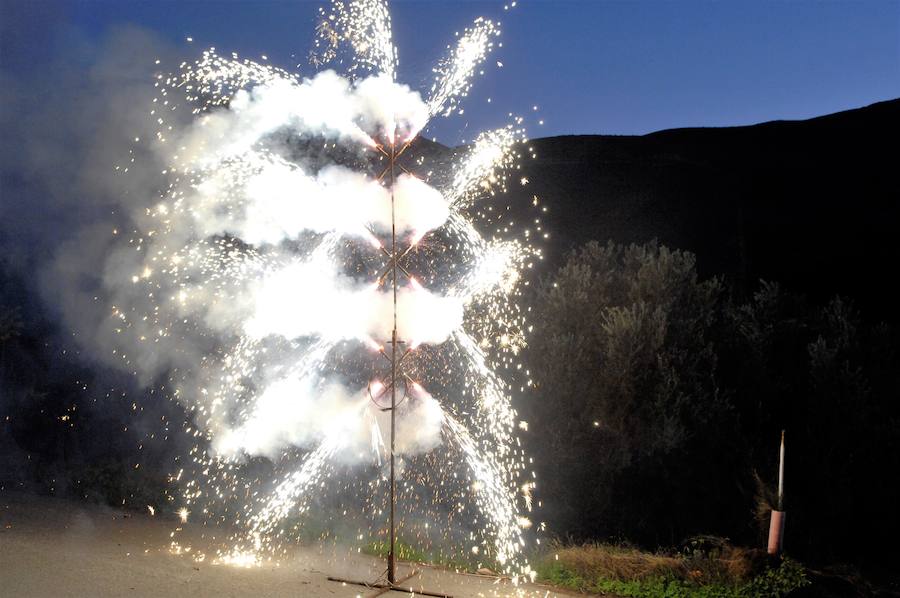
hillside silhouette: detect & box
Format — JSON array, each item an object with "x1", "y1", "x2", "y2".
[{"x1": 427, "y1": 99, "x2": 900, "y2": 315}]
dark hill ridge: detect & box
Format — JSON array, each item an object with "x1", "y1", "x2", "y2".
[{"x1": 484, "y1": 99, "x2": 899, "y2": 315}]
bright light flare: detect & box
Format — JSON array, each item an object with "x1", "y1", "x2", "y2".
[{"x1": 118, "y1": 0, "x2": 541, "y2": 585}]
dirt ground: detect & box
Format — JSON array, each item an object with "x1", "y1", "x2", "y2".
[{"x1": 0, "y1": 492, "x2": 564, "y2": 598}]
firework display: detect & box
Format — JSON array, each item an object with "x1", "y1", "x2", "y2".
[{"x1": 111, "y1": 0, "x2": 543, "y2": 583}]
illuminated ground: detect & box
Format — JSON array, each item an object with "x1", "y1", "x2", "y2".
[{"x1": 0, "y1": 492, "x2": 563, "y2": 597}]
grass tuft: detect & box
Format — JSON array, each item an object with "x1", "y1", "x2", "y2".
[
  {"x1": 362, "y1": 540, "x2": 482, "y2": 572},
  {"x1": 535, "y1": 540, "x2": 809, "y2": 598}
]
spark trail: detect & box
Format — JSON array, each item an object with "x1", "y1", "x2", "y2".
[{"x1": 111, "y1": 0, "x2": 543, "y2": 583}]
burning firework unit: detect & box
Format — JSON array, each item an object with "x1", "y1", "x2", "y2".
[
  {"x1": 329, "y1": 125, "x2": 448, "y2": 598},
  {"x1": 109, "y1": 0, "x2": 543, "y2": 590}
]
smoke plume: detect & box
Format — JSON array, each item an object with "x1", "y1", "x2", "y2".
[{"x1": 0, "y1": 24, "x2": 456, "y2": 465}]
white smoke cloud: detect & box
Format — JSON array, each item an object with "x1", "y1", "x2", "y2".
[
  {"x1": 180, "y1": 69, "x2": 427, "y2": 164},
  {"x1": 243, "y1": 259, "x2": 375, "y2": 341},
  {"x1": 392, "y1": 174, "x2": 449, "y2": 241},
  {"x1": 244, "y1": 259, "x2": 463, "y2": 346},
  {"x1": 353, "y1": 73, "x2": 428, "y2": 142},
  {"x1": 212, "y1": 375, "x2": 445, "y2": 463},
  {"x1": 181, "y1": 72, "x2": 363, "y2": 160},
  {"x1": 142, "y1": 65, "x2": 456, "y2": 461},
  {"x1": 191, "y1": 160, "x2": 383, "y2": 244},
  {"x1": 394, "y1": 286, "x2": 463, "y2": 346},
  {"x1": 4, "y1": 35, "x2": 457, "y2": 466},
  {"x1": 189, "y1": 159, "x2": 449, "y2": 246},
  {"x1": 212, "y1": 378, "x2": 365, "y2": 460},
  {"x1": 390, "y1": 386, "x2": 445, "y2": 456}
]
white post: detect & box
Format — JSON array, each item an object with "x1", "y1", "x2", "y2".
[
  {"x1": 768, "y1": 430, "x2": 786, "y2": 555},
  {"x1": 777, "y1": 429, "x2": 785, "y2": 510}
]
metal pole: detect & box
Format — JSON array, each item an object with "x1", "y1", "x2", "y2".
[
  {"x1": 329, "y1": 128, "x2": 451, "y2": 597},
  {"x1": 388, "y1": 131, "x2": 397, "y2": 585}
]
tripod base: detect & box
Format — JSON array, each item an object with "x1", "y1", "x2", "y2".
[{"x1": 328, "y1": 569, "x2": 453, "y2": 598}]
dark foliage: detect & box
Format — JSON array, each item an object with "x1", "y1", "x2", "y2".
[
  {"x1": 522, "y1": 241, "x2": 900, "y2": 574},
  {"x1": 504, "y1": 99, "x2": 900, "y2": 320}
]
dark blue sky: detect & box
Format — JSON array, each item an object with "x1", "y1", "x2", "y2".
[{"x1": 4, "y1": 0, "x2": 899, "y2": 143}]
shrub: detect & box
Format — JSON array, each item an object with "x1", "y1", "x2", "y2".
[{"x1": 535, "y1": 542, "x2": 808, "y2": 598}]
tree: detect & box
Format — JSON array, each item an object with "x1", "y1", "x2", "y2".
[{"x1": 523, "y1": 241, "x2": 742, "y2": 545}]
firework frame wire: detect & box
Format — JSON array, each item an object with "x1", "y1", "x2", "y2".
[
  {"x1": 328, "y1": 571, "x2": 452, "y2": 598},
  {"x1": 325, "y1": 132, "x2": 452, "y2": 598}
]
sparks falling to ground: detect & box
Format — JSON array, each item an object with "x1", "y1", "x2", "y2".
[{"x1": 110, "y1": 0, "x2": 544, "y2": 584}]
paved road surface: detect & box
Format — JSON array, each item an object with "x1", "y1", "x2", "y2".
[{"x1": 0, "y1": 492, "x2": 565, "y2": 598}]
